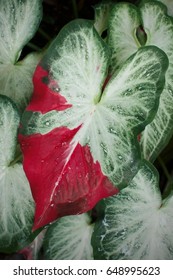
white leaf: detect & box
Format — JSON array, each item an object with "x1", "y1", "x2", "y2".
[
  {"x1": 43, "y1": 213, "x2": 94, "y2": 260},
  {"x1": 0, "y1": 0, "x2": 42, "y2": 64},
  {"x1": 0, "y1": 95, "x2": 34, "y2": 252},
  {"x1": 94, "y1": 1, "x2": 113, "y2": 36},
  {"x1": 0, "y1": 52, "x2": 42, "y2": 112},
  {"x1": 92, "y1": 161, "x2": 173, "y2": 260}
]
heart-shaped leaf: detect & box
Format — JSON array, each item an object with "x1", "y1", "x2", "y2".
[
  {"x1": 43, "y1": 213, "x2": 94, "y2": 260},
  {"x1": 19, "y1": 19, "x2": 168, "y2": 230},
  {"x1": 0, "y1": 0, "x2": 43, "y2": 111},
  {"x1": 0, "y1": 95, "x2": 35, "y2": 253},
  {"x1": 108, "y1": 1, "x2": 173, "y2": 162},
  {"x1": 92, "y1": 161, "x2": 173, "y2": 260}
]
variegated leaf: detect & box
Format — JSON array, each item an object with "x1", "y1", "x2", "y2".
[
  {"x1": 94, "y1": 1, "x2": 113, "y2": 36},
  {"x1": 108, "y1": 3, "x2": 141, "y2": 72},
  {"x1": 0, "y1": 0, "x2": 42, "y2": 64},
  {"x1": 92, "y1": 161, "x2": 173, "y2": 260},
  {"x1": 0, "y1": 52, "x2": 42, "y2": 112},
  {"x1": 140, "y1": 1, "x2": 173, "y2": 161},
  {"x1": 0, "y1": 0, "x2": 43, "y2": 111},
  {"x1": 43, "y1": 213, "x2": 94, "y2": 260},
  {"x1": 0, "y1": 95, "x2": 35, "y2": 253},
  {"x1": 108, "y1": 1, "x2": 173, "y2": 162},
  {"x1": 19, "y1": 19, "x2": 167, "y2": 230}
]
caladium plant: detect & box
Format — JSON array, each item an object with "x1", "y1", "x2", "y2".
[
  {"x1": 19, "y1": 19, "x2": 168, "y2": 230},
  {"x1": 1, "y1": 0, "x2": 173, "y2": 260}
]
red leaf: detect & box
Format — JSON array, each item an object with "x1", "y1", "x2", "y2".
[
  {"x1": 27, "y1": 65, "x2": 72, "y2": 113},
  {"x1": 19, "y1": 125, "x2": 118, "y2": 230}
]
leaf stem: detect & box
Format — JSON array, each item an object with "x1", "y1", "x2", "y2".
[
  {"x1": 162, "y1": 182, "x2": 173, "y2": 200},
  {"x1": 38, "y1": 27, "x2": 52, "y2": 41},
  {"x1": 9, "y1": 154, "x2": 23, "y2": 167},
  {"x1": 158, "y1": 156, "x2": 172, "y2": 182},
  {"x1": 72, "y1": 0, "x2": 78, "y2": 18},
  {"x1": 26, "y1": 42, "x2": 42, "y2": 52}
]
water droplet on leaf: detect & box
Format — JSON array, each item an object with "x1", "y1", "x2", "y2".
[{"x1": 118, "y1": 155, "x2": 123, "y2": 160}]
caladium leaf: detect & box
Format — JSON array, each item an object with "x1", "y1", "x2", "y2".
[
  {"x1": 0, "y1": 95, "x2": 35, "y2": 253},
  {"x1": 43, "y1": 213, "x2": 94, "y2": 260},
  {"x1": 108, "y1": 3, "x2": 141, "y2": 72},
  {"x1": 108, "y1": 1, "x2": 173, "y2": 162},
  {"x1": 0, "y1": 0, "x2": 43, "y2": 111},
  {"x1": 19, "y1": 19, "x2": 168, "y2": 230},
  {"x1": 0, "y1": 52, "x2": 42, "y2": 112},
  {"x1": 0, "y1": 0, "x2": 42, "y2": 64},
  {"x1": 92, "y1": 161, "x2": 173, "y2": 260},
  {"x1": 94, "y1": 1, "x2": 113, "y2": 36}
]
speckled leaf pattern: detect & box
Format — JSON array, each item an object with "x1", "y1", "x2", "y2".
[
  {"x1": 19, "y1": 19, "x2": 168, "y2": 229},
  {"x1": 0, "y1": 0, "x2": 43, "y2": 111},
  {"x1": 92, "y1": 161, "x2": 173, "y2": 260},
  {"x1": 140, "y1": 1, "x2": 173, "y2": 161},
  {"x1": 0, "y1": 0, "x2": 42, "y2": 63},
  {"x1": 108, "y1": 1, "x2": 173, "y2": 162},
  {"x1": 108, "y1": 3, "x2": 141, "y2": 72},
  {"x1": 0, "y1": 95, "x2": 34, "y2": 253},
  {"x1": 43, "y1": 213, "x2": 94, "y2": 260}
]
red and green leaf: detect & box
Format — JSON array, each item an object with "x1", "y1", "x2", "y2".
[{"x1": 19, "y1": 19, "x2": 168, "y2": 230}]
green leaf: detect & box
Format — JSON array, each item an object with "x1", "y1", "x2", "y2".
[
  {"x1": 43, "y1": 213, "x2": 94, "y2": 260},
  {"x1": 0, "y1": 0, "x2": 42, "y2": 64},
  {"x1": 92, "y1": 161, "x2": 173, "y2": 260},
  {"x1": 0, "y1": 95, "x2": 35, "y2": 253},
  {"x1": 108, "y1": 1, "x2": 173, "y2": 162}
]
